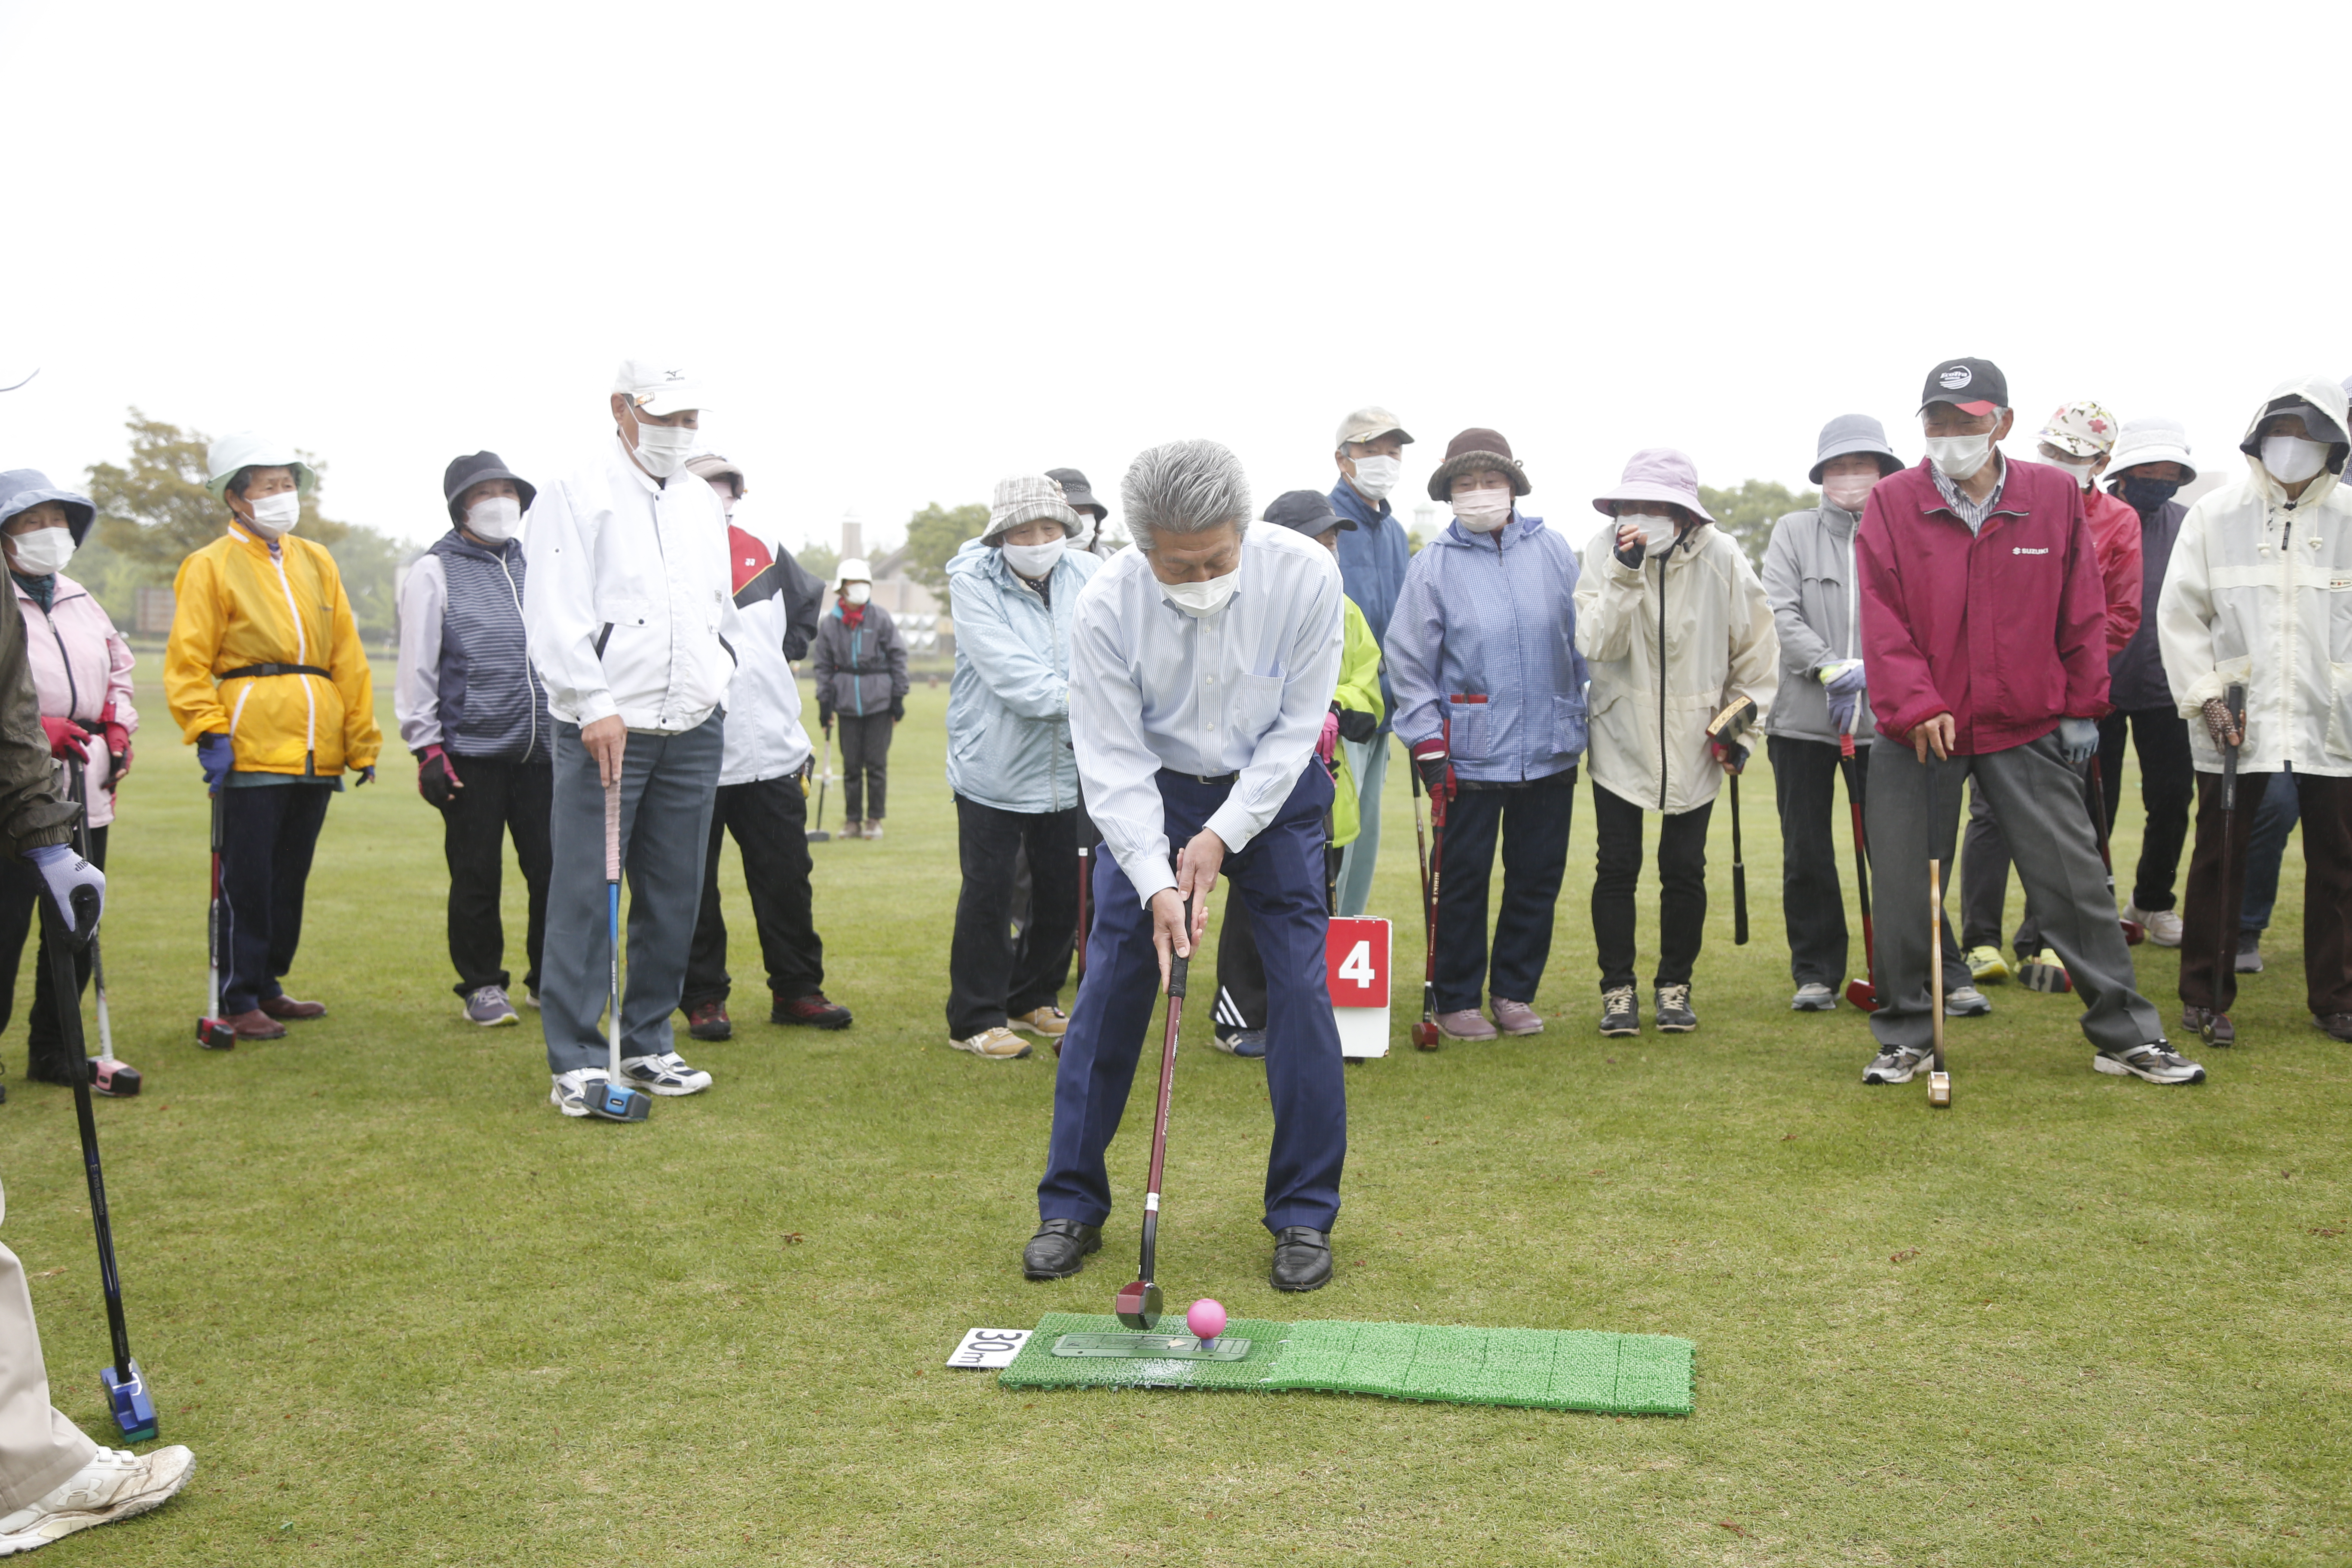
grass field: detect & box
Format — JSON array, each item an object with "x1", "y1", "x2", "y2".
[{"x1": 0, "y1": 657, "x2": 2344, "y2": 1565}]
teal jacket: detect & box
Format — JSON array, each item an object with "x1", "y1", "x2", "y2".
[{"x1": 943, "y1": 539, "x2": 1103, "y2": 814}]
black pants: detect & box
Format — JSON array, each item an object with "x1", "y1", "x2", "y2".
[
  {"x1": 1770, "y1": 735, "x2": 1861, "y2": 988},
  {"x1": 685, "y1": 774, "x2": 825, "y2": 1009},
  {"x1": 2096, "y1": 707, "x2": 2194, "y2": 912},
  {"x1": 1433, "y1": 767, "x2": 1575, "y2": 1012},
  {"x1": 946, "y1": 796, "x2": 1076, "y2": 1038},
  {"x1": 837, "y1": 713, "x2": 893, "y2": 822},
  {"x1": 0, "y1": 825, "x2": 103, "y2": 1079},
  {"x1": 218, "y1": 784, "x2": 334, "y2": 1015},
  {"x1": 1591, "y1": 779, "x2": 1710, "y2": 991},
  {"x1": 439, "y1": 755, "x2": 551, "y2": 998}
]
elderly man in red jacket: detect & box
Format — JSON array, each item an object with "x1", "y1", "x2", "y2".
[{"x1": 1855, "y1": 357, "x2": 2202, "y2": 1088}]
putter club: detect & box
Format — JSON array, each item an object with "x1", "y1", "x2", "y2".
[
  {"x1": 1409, "y1": 727, "x2": 1448, "y2": 1051},
  {"x1": 805, "y1": 723, "x2": 832, "y2": 843},
  {"x1": 40, "y1": 892, "x2": 158, "y2": 1441},
  {"x1": 1707, "y1": 698, "x2": 1757, "y2": 946},
  {"x1": 1075, "y1": 841, "x2": 1091, "y2": 985},
  {"x1": 1839, "y1": 730, "x2": 1880, "y2": 1013},
  {"x1": 588, "y1": 779, "x2": 651, "y2": 1123},
  {"x1": 2086, "y1": 758, "x2": 2144, "y2": 945},
  {"x1": 2204, "y1": 683, "x2": 2247, "y2": 1046},
  {"x1": 194, "y1": 789, "x2": 236, "y2": 1050},
  {"x1": 1115, "y1": 891, "x2": 1191, "y2": 1330},
  {"x1": 66, "y1": 764, "x2": 137, "y2": 1096},
  {"x1": 1927, "y1": 763, "x2": 1951, "y2": 1109}
]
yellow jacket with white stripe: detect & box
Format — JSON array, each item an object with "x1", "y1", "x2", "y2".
[{"x1": 164, "y1": 526, "x2": 382, "y2": 776}]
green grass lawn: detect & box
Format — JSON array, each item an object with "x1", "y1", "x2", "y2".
[{"x1": 0, "y1": 658, "x2": 2344, "y2": 1565}]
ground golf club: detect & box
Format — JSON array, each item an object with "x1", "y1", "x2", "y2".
[
  {"x1": 2203, "y1": 683, "x2": 2247, "y2": 1045},
  {"x1": 588, "y1": 780, "x2": 651, "y2": 1123},
  {"x1": 194, "y1": 789, "x2": 235, "y2": 1050},
  {"x1": 1115, "y1": 894, "x2": 1190, "y2": 1331},
  {"x1": 1839, "y1": 729, "x2": 1879, "y2": 1013}
]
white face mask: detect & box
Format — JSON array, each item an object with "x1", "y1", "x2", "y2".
[
  {"x1": 6, "y1": 527, "x2": 75, "y2": 577},
  {"x1": 1621, "y1": 511, "x2": 1679, "y2": 556},
  {"x1": 1161, "y1": 568, "x2": 1240, "y2": 618},
  {"x1": 1820, "y1": 475, "x2": 1877, "y2": 512},
  {"x1": 465, "y1": 495, "x2": 522, "y2": 542},
  {"x1": 842, "y1": 582, "x2": 871, "y2": 606},
  {"x1": 2041, "y1": 452, "x2": 2097, "y2": 490},
  {"x1": 2262, "y1": 433, "x2": 2328, "y2": 485},
  {"x1": 1924, "y1": 432, "x2": 1994, "y2": 482},
  {"x1": 1453, "y1": 489, "x2": 1513, "y2": 532},
  {"x1": 1001, "y1": 537, "x2": 1066, "y2": 579},
  {"x1": 244, "y1": 490, "x2": 302, "y2": 538},
  {"x1": 1348, "y1": 454, "x2": 1402, "y2": 502},
  {"x1": 629, "y1": 418, "x2": 697, "y2": 479}
]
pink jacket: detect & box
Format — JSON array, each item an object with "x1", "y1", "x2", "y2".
[
  {"x1": 1857, "y1": 456, "x2": 2111, "y2": 757},
  {"x1": 2085, "y1": 485, "x2": 2144, "y2": 657},
  {"x1": 12, "y1": 575, "x2": 138, "y2": 827}
]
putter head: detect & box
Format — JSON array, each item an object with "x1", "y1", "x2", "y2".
[
  {"x1": 1114, "y1": 1279, "x2": 1162, "y2": 1330},
  {"x1": 2019, "y1": 960, "x2": 2074, "y2": 994},
  {"x1": 194, "y1": 1015, "x2": 236, "y2": 1050},
  {"x1": 1927, "y1": 1070, "x2": 1952, "y2": 1109},
  {"x1": 586, "y1": 1081, "x2": 651, "y2": 1122},
  {"x1": 100, "y1": 1360, "x2": 157, "y2": 1443},
  {"x1": 1844, "y1": 980, "x2": 1880, "y2": 1014},
  {"x1": 89, "y1": 1058, "x2": 140, "y2": 1097},
  {"x1": 2120, "y1": 919, "x2": 2146, "y2": 946},
  {"x1": 805, "y1": 830, "x2": 831, "y2": 843},
  {"x1": 1410, "y1": 1020, "x2": 1440, "y2": 1051}
]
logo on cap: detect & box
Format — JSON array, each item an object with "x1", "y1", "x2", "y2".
[
  {"x1": 665, "y1": 369, "x2": 686, "y2": 380},
  {"x1": 1939, "y1": 366, "x2": 1973, "y2": 390}
]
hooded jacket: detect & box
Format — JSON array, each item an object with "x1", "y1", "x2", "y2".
[
  {"x1": 164, "y1": 525, "x2": 382, "y2": 777},
  {"x1": 812, "y1": 597, "x2": 909, "y2": 720},
  {"x1": 943, "y1": 537, "x2": 1101, "y2": 813},
  {"x1": 1856, "y1": 457, "x2": 2110, "y2": 755},
  {"x1": 2106, "y1": 496, "x2": 2189, "y2": 711},
  {"x1": 1574, "y1": 519, "x2": 1776, "y2": 814},
  {"x1": 395, "y1": 529, "x2": 549, "y2": 760},
  {"x1": 2156, "y1": 372, "x2": 2352, "y2": 778},
  {"x1": 719, "y1": 528, "x2": 820, "y2": 787},
  {"x1": 1761, "y1": 501, "x2": 1874, "y2": 745},
  {"x1": 2084, "y1": 484, "x2": 2145, "y2": 657},
  {"x1": 1386, "y1": 512, "x2": 1588, "y2": 787},
  {"x1": 10, "y1": 573, "x2": 137, "y2": 827}
]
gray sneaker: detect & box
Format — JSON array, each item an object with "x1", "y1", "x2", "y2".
[
  {"x1": 1653, "y1": 984, "x2": 1697, "y2": 1033},
  {"x1": 1791, "y1": 983, "x2": 1836, "y2": 1012},
  {"x1": 1599, "y1": 986, "x2": 1638, "y2": 1037},
  {"x1": 2236, "y1": 929, "x2": 2264, "y2": 974},
  {"x1": 2095, "y1": 1042, "x2": 2206, "y2": 1084},
  {"x1": 1944, "y1": 986, "x2": 1992, "y2": 1017},
  {"x1": 464, "y1": 985, "x2": 520, "y2": 1027},
  {"x1": 1863, "y1": 1043, "x2": 1934, "y2": 1084}
]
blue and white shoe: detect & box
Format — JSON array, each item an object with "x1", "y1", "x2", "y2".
[
  {"x1": 1214, "y1": 1030, "x2": 1267, "y2": 1059},
  {"x1": 620, "y1": 1052, "x2": 713, "y2": 1096}
]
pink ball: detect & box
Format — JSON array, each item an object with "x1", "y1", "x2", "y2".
[{"x1": 1187, "y1": 1298, "x2": 1227, "y2": 1342}]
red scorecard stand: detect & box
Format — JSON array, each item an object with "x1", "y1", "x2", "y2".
[{"x1": 1326, "y1": 917, "x2": 1392, "y2": 1059}]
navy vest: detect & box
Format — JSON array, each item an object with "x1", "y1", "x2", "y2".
[{"x1": 428, "y1": 530, "x2": 547, "y2": 761}]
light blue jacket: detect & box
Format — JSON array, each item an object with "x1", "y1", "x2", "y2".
[
  {"x1": 944, "y1": 538, "x2": 1102, "y2": 814},
  {"x1": 1384, "y1": 511, "x2": 1589, "y2": 784}
]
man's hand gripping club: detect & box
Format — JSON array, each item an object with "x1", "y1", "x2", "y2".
[{"x1": 1148, "y1": 829, "x2": 1227, "y2": 992}]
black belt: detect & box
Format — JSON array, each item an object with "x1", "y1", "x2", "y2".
[
  {"x1": 220, "y1": 663, "x2": 330, "y2": 681},
  {"x1": 1161, "y1": 767, "x2": 1239, "y2": 787}
]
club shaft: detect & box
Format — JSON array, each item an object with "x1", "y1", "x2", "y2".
[
  {"x1": 1138, "y1": 896, "x2": 1190, "y2": 1279},
  {"x1": 2214, "y1": 683, "x2": 2247, "y2": 1012},
  {"x1": 1929, "y1": 858, "x2": 1946, "y2": 1072},
  {"x1": 605, "y1": 781, "x2": 622, "y2": 1078},
  {"x1": 45, "y1": 905, "x2": 132, "y2": 1378}
]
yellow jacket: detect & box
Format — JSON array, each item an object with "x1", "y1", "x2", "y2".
[{"x1": 165, "y1": 527, "x2": 381, "y2": 776}]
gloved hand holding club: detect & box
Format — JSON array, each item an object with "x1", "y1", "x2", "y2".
[
  {"x1": 1819, "y1": 659, "x2": 1866, "y2": 735},
  {"x1": 415, "y1": 744, "x2": 463, "y2": 808},
  {"x1": 1409, "y1": 737, "x2": 1453, "y2": 801},
  {"x1": 40, "y1": 716, "x2": 91, "y2": 763},
  {"x1": 2200, "y1": 695, "x2": 2243, "y2": 751},
  {"x1": 24, "y1": 842, "x2": 103, "y2": 947},
  {"x1": 2055, "y1": 716, "x2": 2099, "y2": 765},
  {"x1": 196, "y1": 731, "x2": 233, "y2": 791}
]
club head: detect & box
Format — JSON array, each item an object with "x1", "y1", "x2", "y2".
[
  {"x1": 100, "y1": 1360, "x2": 157, "y2": 1443},
  {"x1": 1844, "y1": 980, "x2": 1880, "y2": 1014},
  {"x1": 1927, "y1": 1070, "x2": 1952, "y2": 1109},
  {"x1": 1114, "y1": 1279, "x2": 1162, "y2": 1330},
  {"x1": 1410, "y1": 1020, "x2": 1441, "y2": 1051},
  {"x1": 90, "y1": 1058, "x2": 140, "y2": 1097},
  {"x1": 586, "y1": 1081, "x2": 652, "y2": 1122},
  {"x1": 2120, "y1": 919, "x2": 2146, "y2": 946},
  {"x1": 805, "y1": 830, "x2": 832, "y2": 843},
  {"x1": 194, "y1": 1016, "x2": 236, "y2": 1050}
]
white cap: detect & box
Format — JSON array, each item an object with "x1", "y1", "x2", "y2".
[
  {"x1": 2105, "y1": 416, "x2": 2197, "y2": 482},
  {"x1": 835, "y1": 556, "x2": 873, "y2": 586},
  {"x1": 612, "y1": 358, "x2": 712, "y2": 415}
]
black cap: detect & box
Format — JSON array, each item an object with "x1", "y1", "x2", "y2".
[
  {"x1": 1917, "y1": 358, "x2": 2008, "y2": 416},
  {"x1": 1263, "y1": 488, "x2": 1354, "y2": 536},
  {"x1": 443, "y1": 451, "x2": 537, "y2": 524},
  {"x1": 1044, "y1": 466, "x2": 1107, "y2": 521}
]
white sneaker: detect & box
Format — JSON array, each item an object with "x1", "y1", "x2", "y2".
[
  {"x1": 1944, "y1": 986, "x2": 1992, "y2": 1017},
  {"x1": 2127, "y1": 905, "x2": 2184, "y2": 947},
  {"x1": 949, "y1": 1026, "x2": 1032, "y2": 1060},
  {"x1": 550, "y1": 1069, "x2": 609, "y2": 1117},
  {"x1": 619, "y1": 1053, "x2": 713, "y2": 1096},
  {"x1": 2095, "y1": 1042, "x2": 2206, "y2": 1085},
  {"x1": 0, "y1": 1444, "x2": 194, "y2": 1554}
]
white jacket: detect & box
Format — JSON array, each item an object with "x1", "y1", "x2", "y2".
[
  {"x1": 718, "y1": 528, "x2": 813, "y2": 786},
  {"x1": 523, "y1": 436, "x2": 742, "y2": 733},
  {"x1": 1574, "y1": 518, "x2": 1778, "y2": 815},
  {"x1": 2157, "y1": 372, "x2": 2352, "y2": 779}
]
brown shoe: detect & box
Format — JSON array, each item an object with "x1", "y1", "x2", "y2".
[
  {"x1": 685, "y1": 1000, "x2": 732, "y2": 1041},
  {"x1": 843, "y1": 819, "x2": 864, "y2": 839},
  {"x1": 224, "y1": 1009, "x2": 287, "y2": 1040},
  {"x1": 259, "y1": 995, "x2": 326, "y2": 1021},
  {"x1": 2317, "y1": 1012, "x2": 2352, "y2": 1042}
]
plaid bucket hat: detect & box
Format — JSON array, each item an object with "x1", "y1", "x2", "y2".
[{"x1": 983, "y1": 475, "x2": 1083, "y2": 544}]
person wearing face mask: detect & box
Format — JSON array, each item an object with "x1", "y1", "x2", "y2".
[
  {"x1": 1384, "y1": 429, "x2": 1586, "y2": 1042},
  {"x1": 0, "y1": 473, "x2": 139, "y2": 1087},
  {"x1": 1855, "y1": 357, "x2": 2197, "y2": 1087},
  {"x1": 2158, "y1": 374, "x2": 2352, "y2": 1045},
  {"x1": 1760, "y1": 418, "x2": 1980, "y2": 1014},
  {"x1": 939, "y1": 476, "x2": 1101, "y2": 1060},
  {"x1": 1575, "y1": 448, "x2": 1777, "y2": 1037},
  {"x1": 1023, "y1": 439, "x2": 1347, "y2": 1295},
  {"x1": 1326, "y1": 408, "x2": 1415, "y2": 919},
  {"x1": 1958, "y1": 400, "x2": 2145, "y2": 979},
  {"x1": 164, "y1": 434, "x2": 382, "y2": 1041},
  {"x1": 1046, "y1": 466, "x2": 1113, "y2": 559},
  {"x1": 521, "y1": 359, "x2": 744, "y2": 1115},
  {"x1": 394, "y1": 451, "x2": 553, "y2": 1027},
  {"x1": 810, "y1": 557, "x2": 909, "y2": 839},
  {"x1": 674, "y1": 453, "x2": 849, "y2": 1044}
]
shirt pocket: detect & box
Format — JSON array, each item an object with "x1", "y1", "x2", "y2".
[
  {"x1": 595, "y1": 591, "x2": 652, "y2": 649},
  {"x1": 1230, "y1": 673, "x2": 1284, "y2": 743},
  {"x1": 1443, "y1": 695, "x2": 1489, "y2": 759}
]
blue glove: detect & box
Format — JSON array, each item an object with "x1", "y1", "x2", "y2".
[
  {"x1": 197, "y1": 732, "x2": 233, "y2": 790},
  {"x1": 353, "y1": 765, "x2": 376, "y2": 787},
  {"x1": 2056, "y1": 716, "x2": 2098, "y2": 765},
  {"x1": 24, "y1": 843, "x2": 103, "y2": 944},
  {"x1": 1820, "y1": 661, "x2": 1866, "y2": 735},
  {"x1": 1828, "y1": 687, "x2": 1859, "y2": 735}
]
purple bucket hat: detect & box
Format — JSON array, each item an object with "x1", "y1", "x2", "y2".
[{"x1": 1591, "y1": 447, "x2": 1714, "y2": 523}]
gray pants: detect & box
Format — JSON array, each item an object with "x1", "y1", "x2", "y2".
[
  {"x1": 1865, "y1": 733, "x2": 2160, "y2": 1054},
  {"x1": 540, "y1": 716, "x2": 723, "y2": 1075},
  {"x1": 1333, "y1": 734, "x2": 1390, "y2": 919},
  {"x1": 1960, "y1": 762, "x2": 2092, "y2": 956},
  {"x1": 0, "y1": 1182, "x2": 96, "y2": 1512}
]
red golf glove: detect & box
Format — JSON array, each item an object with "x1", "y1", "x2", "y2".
[
  {"x1": 40, "y1": 717, "x2": 90, "y2": 763},
  {"x1": 99, "y1": 701, "x2": 131, "y2": 787},
  {"x1": 1317, "y1": 708, "x2": 1340, "y2": 766},
  {"x1": 416, "y1": 744, "x2": 462, "y2": 808},
  {"x1": 1410, "y1": 737, "x2": 1454, "y2": 801}
]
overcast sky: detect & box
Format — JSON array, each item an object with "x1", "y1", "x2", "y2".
[{"x1": 3, "y1": 0, "x2": 2346, "y2": 559}]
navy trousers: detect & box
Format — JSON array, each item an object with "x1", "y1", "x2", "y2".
[
  {"x1": 1038, "y1": 764, "x2": 1345, "y2": 1235},
  {"x1": 218, "y1": 783, "x2": 334, "y2": 1014}
]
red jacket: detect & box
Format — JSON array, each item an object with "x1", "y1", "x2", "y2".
[
  {"x1": 2085, "y1": 485, "x2": 2144, "y2": 657},
  {"x1": 1857, "y1": 456, "x2": 2112, "y2": 756}
]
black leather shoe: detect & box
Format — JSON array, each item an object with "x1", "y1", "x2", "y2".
[
  {"x1": 1022, "y1": 1219, "x2": 1101, "y2": 1280},
  {"x1": 1270, "y1": 1225, "x2": 1332, "y2": 1292}
]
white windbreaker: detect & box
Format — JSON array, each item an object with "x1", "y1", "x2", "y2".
[
  {"x1": 2157, "y1": 373, "x2": 2352, "y2": 779},
  {"x1": 718, "y1": 529, "x2": 814, "y2": 787},
  {"x1": 524, "y1": 435, "x2": 743, "y2": 733}
]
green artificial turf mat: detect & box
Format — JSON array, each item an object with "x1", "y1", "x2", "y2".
[{"x1": 1000, "y1": 1314, "x2": 1694, "y2": 1414}]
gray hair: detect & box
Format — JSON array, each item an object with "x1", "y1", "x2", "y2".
[{"x1": 1120, "y1": 439, "x2": 1250, "y2": 552}]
